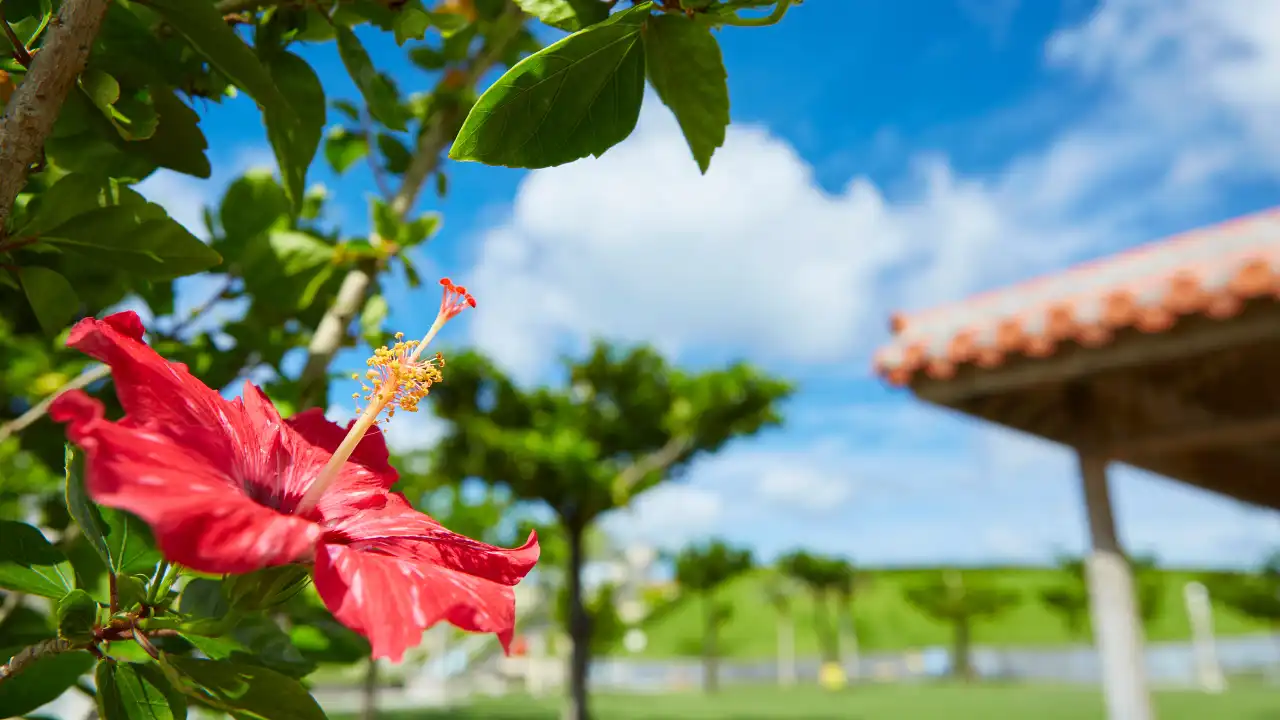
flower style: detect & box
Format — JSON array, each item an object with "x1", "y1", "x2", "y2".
[{"x1": 49, "y1": 279, "x2": 537, "y2": 663}]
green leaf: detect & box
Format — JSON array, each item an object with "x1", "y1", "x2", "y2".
[
  {"x1": 643, "y1": 14, "x2": 728, "y2": 173},
  {"x1": 266, "y1": 51, "x2": 326, "y2": 183},
  {"x1": 13, "y1": 172, "x2": 111, "y2": 238},
  {"x1": 144, "y1": 0, "x2": 309, "y2": 207},
  {"x1": 40, "y1": 203, "x2": 222, "y2": 281},
  {"x1": 394, "y1": 6, "x2": 432, "y2": 44},
  {"x1": 332, "y1": 99, "x2": 361, "y2": 123},
  {"x1": 219, "y1": 171, "x2": 290, "y2": 244},
  {"x1": 79, "y1": 70, "x2": 159, "y2": 141},
  {"x1": 324, "y1": 127, "x2": 367, "y2": 175},
  {"x1": 0, "y1": 647, "x2": 94, "y2": 718},
  {"x1": 163, "y1": 656, "x2": 326, "y2": 720},
  {"x1": 65, "y1": 446, "x2": 162, "y2": 577},
  {"x1": 408, "y1": 45, "x2": 446, "y2": 70},
  {"x1": 371, "y1": 198, "x2": 399, "y2": 243},
  {"x1": 434, "y1": 170, "x2": 448, "y2": 198},
  {"x1": 401, "y1": 213, "x2": 440, "y2": 247},
  {"x1": 0, "y1": 521, "x2": 75, "y2": 597},
  {"x1": 336, "y1": 27, "x2": 408, "y2": 131},
  {"x1": 57, "y1": 590, "x2": 99, "y2": 643},
  {"x1": 450, "y1": 2, "x2": 649, "y2": 168},
  {"x1": 377, "y1": 133, "x2": 412, "y2": 174},
  {"x1": 425, "y1": 10, "x2": 470, "y2": 36},
  {"x1": 266, "y1": 230, "x2": 334, "y2": 276},
  {"x1": 18, "y1": 266, "x2": 79, "y2": 335},
  {"x1": 361, "y1": 294, "x2": 388, "y2": 347},
  {"x1": 97, "y1": 661, "x2": 187, "y2": 720},
  {"x1": 513, "y1": 0, "x2": 609, "y2": 32},
  {"x1": 133, "y1": 89, "x2": 212, "y2": 179}
]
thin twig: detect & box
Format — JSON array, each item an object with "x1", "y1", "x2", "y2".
[
  {"x1": 0, "y1": 9, "x2": 33, "y2": 67},
  {"x1": 0, "y1": 0, "x2": 112, "y2": 236},
  {"x1": 0, "y1": 626, "x2": 180, "y2": 682},
  {"x1": 0, "y1": 364, "x2": 111, "y2": 444},
  {"x1": 294, "y1": 2, "x2": 527, "y2": 410}
]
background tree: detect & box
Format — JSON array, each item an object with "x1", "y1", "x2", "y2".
[
  {"x1": 761, "y1": 568, "x2": 800, "y2": 687},
  {"x1": 1040, "y1": 553, "x2": 1163, "y2": 641},
  {"x1": 428, "y1": 343, "x2": 792, "y2": 720},
  {"x1": 673, "y1": 539, "x2": 753, "y2": 693},
  {"x1": 777, "y1": 550, "x2": 850, "y2": 668},
  {"x1": 904, "y1": 570, "x2": 1020, "y2": 681},
  {"x1": 1040, "y1": 556, "x2": 1091, "y2": 640},
  {"x1": 829, "y1": 558, "x2": 864, "y2": 680},
  {"x1": 1206, "y1": 551, "x2": 1280, "y2": 634}
]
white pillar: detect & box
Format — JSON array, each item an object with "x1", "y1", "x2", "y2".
[
  {"x1": 1079, "y1": 452, "x2": 1154, "y2": 720},
  {"x1": 1182, "y1": 582, "x2": 1226, "y2": 693}
]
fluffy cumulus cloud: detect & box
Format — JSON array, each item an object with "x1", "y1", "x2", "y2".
[
  {"x1": 464, "y1": 0, "x2": 1280, "y2": 568},
  {"x1": 467, "y1": 0, "x2": 1280, "y2": 383}
]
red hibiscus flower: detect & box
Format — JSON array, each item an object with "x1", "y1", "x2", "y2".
[{"x1": 49, "y1": 281, "x2": 538, "y2": 663}]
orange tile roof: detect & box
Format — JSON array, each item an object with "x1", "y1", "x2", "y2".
[{"x1": 874, "y1": 208, "x2": 1280, "y2": 386}]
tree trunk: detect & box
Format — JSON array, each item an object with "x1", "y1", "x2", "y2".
[
  {"x1": 563, "y1": 522, "x2": 592, "y2": 720},
  {"x1": 702, "y1": 594, "x2": 719, "y2": 694},
  {"x1": 951, "y1": 617, "x2": 973, "y2": 682},
  {"x1": 777, "y1": 612, "x2": 796, "y2": 687},
  {"x1": 360, "y1": 658, "x2": 379, "y2": 720},
  {"x1": 811, "y1": 591, "x2": 839, "y2": 663},
  {"x1": 838, "y1": 601, "x2": 860, "y2": 681}
]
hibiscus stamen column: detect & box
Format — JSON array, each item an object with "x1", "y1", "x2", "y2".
[{"x1": 294, "y1": 279, "x2": 476, "y2": 515}]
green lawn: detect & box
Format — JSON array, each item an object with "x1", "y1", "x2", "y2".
[
  {"x1": 346, "y1": 684, "x2": 1280, "y2": 720},
  {"x1": 631, "y1": 568, "x2": 1269, "y2": 659}
]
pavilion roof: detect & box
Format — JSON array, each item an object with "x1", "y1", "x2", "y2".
[{"x1": 873, "y1": 208, "x2": 1280, "y2": 386}]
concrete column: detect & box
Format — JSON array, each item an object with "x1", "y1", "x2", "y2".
[{"x1": 1078, "y1": 452, "x2": 1154, "y2": 720}]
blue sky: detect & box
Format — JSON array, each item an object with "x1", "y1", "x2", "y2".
[{"x1": 136, "y1": 0, "x2": 1280, "y2": 569}]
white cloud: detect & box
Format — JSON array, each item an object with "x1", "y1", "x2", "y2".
[
  {"x1": 604, "y1": 484, "x2": 724, "y2": 550},
  {"x1": 466, "y1": 0, "x2": 1280, "y2": 383}
]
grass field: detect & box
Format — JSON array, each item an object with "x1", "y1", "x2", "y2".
[
  {"x1": 346, "y1": 683, "x2": 1280, "y2": 719},
  {"x1": 630, "y1": 567, "x2": 1269, "y2": 659}
]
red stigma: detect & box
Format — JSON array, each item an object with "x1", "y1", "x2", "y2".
[{"x1": 439, "y1": 278, "x2": 477, "y2": 319}]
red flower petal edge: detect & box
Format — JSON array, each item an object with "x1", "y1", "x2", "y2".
[{"x1": 50, "y1": 311, "x2": 540, "y2": 660}]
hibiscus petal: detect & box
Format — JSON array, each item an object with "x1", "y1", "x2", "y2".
[
  {"x1": 284, "y1": 408, "x2": 399, "y2": 518},
  {"x1": 52, "y1": 390, "x2": 320, "y2": 574},
  {"x1": 285, "y1": 408, "x2": 397, "y2": 484},
  {"x1": 64, "y1": 312, "x2": 239, "y2": 465},
  {"x1": 313, "y1": 498, "x2": 539, "y2": 662}
]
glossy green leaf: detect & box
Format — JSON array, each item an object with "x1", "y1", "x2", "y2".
[
  {"x1": 65, "y1": 446, "x2": 162, "y2": 577},
  {"x1": 450, "y1": 3, "x2": 650, "y2": 168},
  {"x1": 13, "y1": 173, "x2": 111, "y2": 238},
  {"x1": 0, "y1": 521, "x2": 75, "y2": 597},
  {"x1": 425, "y1": 10, "x2": 469, "y2": 36},
  {"x1": 0, "y1": 647, "x2": 94, "y2": 718},
  {"x1": 56, "y1": 590, "x2": 99, "y2": 643},
  {"x1": 18, "y1": 266, "x2": 79, "y2": 335},
  {"x1": 96, "y1": 661, "x2": 187, "y2": 720},
  {"x1": 336, "y1": 27, "x2": 408, "y2": 131},
  {"x1": 132, "y1": 89, "x2": 212, "y2": 179},
  {"x1": 377, "y1": 133, "x2": 412, "y2": 174},
  {"x1": 164, "y1": 656, "x2": 326, "y2": 720},
  {"x1": 144, "y1": 0, "x2": 309, "y2": 207},
  {"x1": 513, "y1": 0, "x2": 609, "y2": 32},
  {"x1": 40, "y1": 203, "x2": 222, "y2": 281},
  {"x1": 644, "y1": 13, "x2": 728, "y2": 173},
  {"x1": 324, "y1": 128, "x2": 368, "y2": 175},
  {"x1": 266, "y1": 51, "x2": 326, "y2": 183},
  {"x1": 266, "y1": 230, "x2": 334, "y2": 276},
  {"x1": 361, "y1": 294, "x2": 388, "y2": 347}
]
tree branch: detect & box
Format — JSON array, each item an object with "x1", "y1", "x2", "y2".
[
  {"x1": 0, "y1": 626, "x2": 180, "y2": 683},
  {"x1": 0, "y1": 0, "x2": 112, "y2": 236},
  {"x1": 612, "y1": 435, "x2": 693, "y2": 498},
  {"x1": 0, "y1": 364, "x2": 111, "y2": 444},
  {"x1": 295, "y1": 3, "x2": 527, "y2": 410}
]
